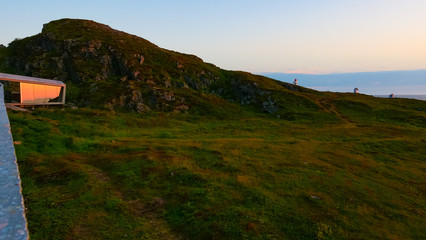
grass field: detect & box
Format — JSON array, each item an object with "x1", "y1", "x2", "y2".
[{"x1": 8, "y1": 94, "x2": 426, "y2": 239}]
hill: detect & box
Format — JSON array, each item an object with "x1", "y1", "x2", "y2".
[
  {"x1": 1, "y1": 19, "x2": 426, "y2": 239},
  {"x1": 0, "y1": 18, "x2": 321, "y2": 118}
]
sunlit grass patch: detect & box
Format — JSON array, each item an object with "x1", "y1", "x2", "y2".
[{"x1": 8, "y1": 103, "x2": 426, "y2": 239}]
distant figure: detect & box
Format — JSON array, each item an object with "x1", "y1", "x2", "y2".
[
  {"x1": 354, "y1": 88, "x2": 359, "y2": 94},
  {"x1": 389, "y1": 93, "x2": 394, "y2": 98},
  {"x1": 293, "y1": 78, "x2": 298, "y2": 85}
]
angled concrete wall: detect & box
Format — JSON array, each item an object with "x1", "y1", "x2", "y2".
[{"x1": 0, "y1": 84, "x2": 29, "y2": 240}]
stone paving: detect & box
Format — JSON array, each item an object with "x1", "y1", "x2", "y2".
[{"x1": 0, "y1": 84, "x2": 29, "y2": 240}]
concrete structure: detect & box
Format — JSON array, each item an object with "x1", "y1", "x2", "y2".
[
  {"x1": 0, "y1": 72, "x2": 65, "y2": 106},
  {"x1": 0, "y1": 83, "x2": 29, "y2": 239}
]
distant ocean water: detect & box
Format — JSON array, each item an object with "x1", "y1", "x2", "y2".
[{"x1": 374, "y1": 95, "x2": 426, "y2": 101}]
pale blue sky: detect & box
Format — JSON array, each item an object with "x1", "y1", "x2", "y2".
[{"x1": 1, "y1": 0, "x2": 426, "y2": 74}]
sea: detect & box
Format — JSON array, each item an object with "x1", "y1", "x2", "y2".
[{"x1": 374, "y1": 95, "x2": 426, "y2": 101}]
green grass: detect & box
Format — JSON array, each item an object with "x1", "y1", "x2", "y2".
[
  {"x1": 3, "y1": 18, "x2": 425, "y2": 239},
  {"x1": 8, "y1": 94, "x2": 426, "y2": 239}
]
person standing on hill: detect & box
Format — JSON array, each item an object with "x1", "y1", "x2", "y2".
[{"x1": 293, "y1": 78, "x2": 298, "y2": 85}]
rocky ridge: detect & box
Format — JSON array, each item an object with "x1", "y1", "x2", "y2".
[{"x1": 0, "y1": 19, "x2": 317, "y2": 115}]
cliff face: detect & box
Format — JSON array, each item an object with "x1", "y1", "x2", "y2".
[{"x1": 1, "y1": 19, "x2": 317, "y2": 115}]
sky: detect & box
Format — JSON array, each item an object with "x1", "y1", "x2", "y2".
[
  {"x1": 264, "y1": 70, "x2": 426, "y2": 95},
  {"x1": 1, "y1": 1, "x2": 425, "y2": 77}
]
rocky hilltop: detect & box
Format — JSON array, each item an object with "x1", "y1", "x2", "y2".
[{"x1": 0, "y1": 19, "x2": 317, "y2": 116}]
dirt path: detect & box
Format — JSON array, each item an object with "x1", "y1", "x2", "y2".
[{"x1": 317, "y1": 98, "x2": 355, "y2": 124}]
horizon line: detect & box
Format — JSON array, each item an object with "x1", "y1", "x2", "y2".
[{"x1": 257, "y1": 68, "x2": 426, "y2": 75}]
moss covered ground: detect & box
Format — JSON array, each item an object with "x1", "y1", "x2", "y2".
[{"x1": 7, "y1": 93, "x2": 426, "y2": 239}]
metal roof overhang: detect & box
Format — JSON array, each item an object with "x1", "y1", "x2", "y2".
[{"x1": 0, "y1": 72, "x2": 65, "y2": 87}]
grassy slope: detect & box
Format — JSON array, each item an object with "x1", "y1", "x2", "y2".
[
  {"x1": 8, "y1": 93, "x2": 426, "y2": 240},
  {"x1": 3, "y1": 18, "x2": 426, "y2": 239}
]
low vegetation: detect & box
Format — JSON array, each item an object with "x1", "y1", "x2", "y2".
[
  {"x1": 2, "y1": 18, "x2": 425, "y2": 239},
  {"x1": 8, "y1": 92, "x2": 426, "y2": 239}
]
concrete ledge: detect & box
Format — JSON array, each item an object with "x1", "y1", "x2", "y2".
[{"x1": 0, "y1": 84, "x2": 29, "y2": 240}]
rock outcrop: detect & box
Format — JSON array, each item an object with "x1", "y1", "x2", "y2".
[{"x1": 1, "y1": 19, "x2": 313, "y2": 114}]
